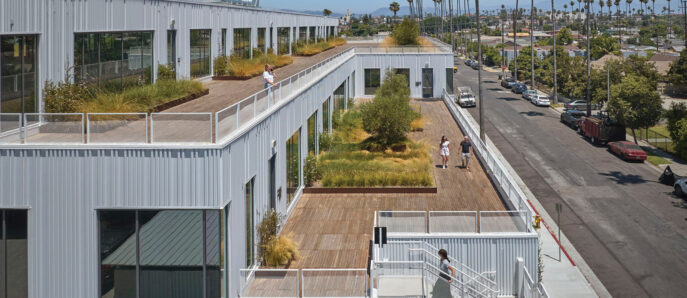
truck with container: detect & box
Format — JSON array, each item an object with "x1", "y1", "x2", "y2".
[{"x1": 580, "y1": 113, "x2": 626, "y2": 145}]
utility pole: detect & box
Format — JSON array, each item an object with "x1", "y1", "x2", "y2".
[
  {"x1": 531, "y1": 0, "x2": 535, "y2": 90},
  {"x1": 457, "y1": 0, "x2": 463, "y2": 55},
  {"x1": 467, "y1": 0, "x2": 473, "y2": 58},
  {"x1": 586, "y1": 0, "x2": 592, "y2": 117},
  {"x1": 514, "y1": 1, "x2": 520, "y2": 81},
  {"x1": 450, "y1": 0, "x2": 454, "y2": 51},
  {"x1": 502, "y1": 7, "x2": 506, "y2": 78},
  {"x1": 552, "y1": 0, "x2": 558, "y2": 104},
  {"x1": 477, "y1": 0, "x2": 485, "y2": 142},
  {"x1": 684, "y1": 0, "x2": 687, "y2": 47}
]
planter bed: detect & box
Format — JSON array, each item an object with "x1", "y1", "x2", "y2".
[
  {"x1": 304, "y1": 186, "x2": 437, "y2": 194},
  {"x1": 212, "y1": 61, "x2": 292, "y2": 81}
]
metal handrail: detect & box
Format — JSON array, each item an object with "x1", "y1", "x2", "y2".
[
  {"x1": 408, "y1": 248, "x2": 498, "y2": 292},
  {"x1": 300, "y1": 268, "x2": 368, "y2": 298},
  {"x1": 415, "y1": 241, "x2": 497, "y2": 287}
]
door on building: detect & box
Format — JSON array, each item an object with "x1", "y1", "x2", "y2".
[
  {"x1": 268, "y1": 154, "x2": 276, "y2": 210},
  {"x1": 422, "y1": 68, "x2": 434, "y2": 98},
  {"x1": 167, "y1": 30, "x2": 177, "y2": 75},
  {"x1": 1, "y1": 35, "x2": 38, "y2": 114}
]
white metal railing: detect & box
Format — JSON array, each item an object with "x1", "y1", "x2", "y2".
[
  {"x1": 442, "y1": 88, "x2": 535, "y2": 232},
  {"x1": 23, "y1": 113, "x2": 84, "y2": 144},
  {"x1": 0, "y1": 113, "x2": 21, "y2": 144},
  {"x1": 377, "y1": 210, "x2": 532, "y2": 234},
  {"x1": 301, "y1": 269, "x2": 368, "y2": 297},
  {"x1": 521, "y1": 266, "x2": 550, "y2": 298},
  {"x1": 87, "y1": 113, "x2": 148, "y2": 144},
  {"x1": 354, "y1": 46, "x2": 452, "y2": 54}
]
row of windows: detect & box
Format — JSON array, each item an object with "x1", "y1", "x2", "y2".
[{"x1": 363, "y1": 68, "x2": 454, "y2": 97}]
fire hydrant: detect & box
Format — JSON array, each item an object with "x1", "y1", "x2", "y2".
[{"x1": 533, "y1": 215, "x2": 542, "y2": 229}]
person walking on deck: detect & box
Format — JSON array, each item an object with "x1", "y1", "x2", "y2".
[
  {"x1": 460, "y1": 136, "x2": 472, "y2": 170},
  {"x1": 263, "y1": 64, "x2": 277, "y2": 90},
  {"x1": 433, "y1": 248, "x2": 456, "y2": 298},
  {"x1": 439, "y1": 136, "x2": 450, "y2": 169}
]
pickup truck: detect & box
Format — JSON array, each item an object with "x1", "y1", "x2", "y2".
[{"x1": 456, "y1": 87, "x2": 476, "y2": 108}]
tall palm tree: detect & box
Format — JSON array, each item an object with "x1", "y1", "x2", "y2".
[
  {"x1": 586, "y1": 0, "x2": 592, "y2": 116},
  {"x1": 407, "y1": 0, "x2": 414, "y2": 19},
  {"x1": 390, "y1": 2, "x2": 401, "y2": 22},
  {"x1": 600, "y1": 0, "x2": 605, "y2": 19},
  {"x1": 651, "y1": 0, "x2": 657, "y2": 51},
  {"x1": 607, "y1": 0, "x2": 613, "y2": 17},
  {"x1": 449, "y1": 0, "x2": 454, "y2": 50},
  {"x1": 615, "y1": 0, "x2": 622, "y2": 44},
  {"x1": 501, "y1": 4, "x2": 506, "y2": 77},
  {"x1": 514, "y1": 0, "x2": 519, "y2": 81},
  {"x1": 667, "y1": 0, "x2": 671, "y2": 39},
  {"x1": 530, "y1": 0, "x2": 535, "y2": 90},
  {"x1": 552, "y1": 0, "x2": 559, "y2": 104}
]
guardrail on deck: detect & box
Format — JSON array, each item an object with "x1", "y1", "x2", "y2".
[
  {"x1": 377, "y1": 210, "x2": 531, "y2": 234},
  {"x1": 441, "y1": 88, "x2": 535, "y2": 232},
  {"x1": 239, "y1": 268, "x2": 369, "y2": 298}
]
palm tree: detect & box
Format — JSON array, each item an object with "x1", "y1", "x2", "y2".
[
  {"x1": 552, "y1": 0, "x2": 559, "y2": 104},
  {"x1": 667, "y1": 0, "x2": 671, "y2": 39},
  {"x1": 514, "y1": 0, "x2": 520, "y2": 81},
  {"x1": 607, "y1": 0, "x2": 613, "y2": 17},
  {"x1": 390, "y1": 2, "x2": 401, "y2": 22},
  {"x1": 407, "y1": 0, "x2": 415, "y2": 19},
  {"x1": 323, "y1": 9, "x2": 332, "y2": 16},
  {"x1": 586, "y1": 0, "x2": 592, "y2": 116},
  {"x1": 476, "y1": 0, "x2": 485, "y2": 141},
  {"x1": 615, "y1": 0, "x2": 622, "y2": 44},
  {"x1": 530, "y1": 0, "x2": 535, "y2": 90},
  {"x1": 501, "y1": 4, "x2": 506, "y2": 77},
  {"x1": 600, "y1": 0, "x2": 605, "y2": 19}
]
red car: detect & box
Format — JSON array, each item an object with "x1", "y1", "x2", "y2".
[{"x1": 608, "y1": 141, "x2": 647, "y2": 162}]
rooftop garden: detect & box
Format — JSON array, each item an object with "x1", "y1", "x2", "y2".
[
  {"x1": 293, "y1": 37, "x2": 346, "y2": 56},
  {"x1": 44, "y1": 65, "x2": 207, "y2": 114},
  {"x1": 381, "y1": 18, "x2": 433, "y2": 47},
  {"x1": 213, "y1": 49, "x2": 293, "y2": 80},
  {"x1": 306, "y1": 70, "x2": 433, "y2": 188}
]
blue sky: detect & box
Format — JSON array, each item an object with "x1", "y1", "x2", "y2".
[{"x1": 260, "y1": 0, "x2": 678, "y2": 15}]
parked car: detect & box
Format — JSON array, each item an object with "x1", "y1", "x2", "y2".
[
  {"x1": 501, "y1": 77, "x2": 516, "y2": 88},
  {"x1": 608, "y1": 141, "x2": 647, "y2": 162},
  {"x1": 470, "y1": 61, "x2": 480, "y2": 70},
  {"x1": 457, "y1": 92, "x2": 477, "y2": 108},
  {"x1": 564, "y1": 100, "x2": 600, "y2": 111},
  {"x1": 522, "y1": 90, "x2": 537, "y2": 101},
  {"x1": 531, "y1": 94, "x2": 551, "y2": 106},
  {"x1": 581, "y1": 114, "x2": 626, "y2": 145},
  {"x1": 560, "y1": 110, "x2": 586, "y2": 129},
  {"x1": 464, "y1": 59, "x2": 473, "y2": 66},
  {"x1": 512, "y1": 83, "x2": 527, "y2": 94},
  {"x1": 674, "y1": 178, "x2": 687, "y2": 198}
]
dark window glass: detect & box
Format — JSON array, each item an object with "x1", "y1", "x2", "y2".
[
  {"x1": 205, "y1": 210, "x2": 221, "y2": 298},
  {"x1": 364, "y1": 69, "x2": 381, "y2": 95},
  {"x1": 277, "y1": 28, "x2": 290, "y2": 55},
  {"x1": 309, "y1": 27, "x2": 317, "y2": 42},
  {"x1": 245, "y1": 179, "x2": 255, "y2": 267},
  {"x1": 351, "y1": 71, "x2": 355, "y2": 99},
  {"x1": 394, "y1": 68, "x2": 410, "y2": 89},
  {"x1": 167, "y1": 30, "x2": 177, "y2": 74},
  {"x1": 332, "y1": 83, "x2": 346, "y2": 130},
  {"x1": 446, "y1": 68, "x2": 454, "y2": 94},
  {"x1": 190, "y1": 29, "x2": 211, "y2": 78},
  {"x1": 99, "y1": 32, "x2": 123, "y2": 91},
  {"x1": 233, "y1": 28, "x2": 251, "y2": 59},
  {"x1": 5, "y1": 210, "x2": 28, "y2": 298},
  {"x1": 1, "y1": 35, "x2": 38, "y2": 114},
  {"x1": 257, "y1": 28, "x2": 266, "y2": 50},
  {"x1": 139, "y1": 210, "x2": 203, "y2": 298},
  {"x1": 299, "y1": 27, "x2": 307, "y2": 42},
  {"x1": 286, "y1": 130, "x2": 301, "y2": 204},
  {"x1": 322, "y1": 97, "x2": 330, "y2": 133},
  {"x1": 221, "y1": 29, "x2": 227, "y2": 56},
  {"x1": 307, "y1": 113, "x2": 317, "y2": 155},
  {"x1": 99, "y1": 211, "x2": 136, "y2": 298}
]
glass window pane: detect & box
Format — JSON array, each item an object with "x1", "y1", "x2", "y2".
[
  {"x1": 121, "y1": 32, "x2": 143, "y2": 90},
  {"x1": 142, "y1": 32, "x2": 154, "y2": 84},
  {"x1": 206, "y1": 210, "x2": 222, "y2": 298},
  {"x1": 167, "y1": 30, "x2": 177, "y2": 71},
  {"x1": 364, "y1": 69, "x2": 380, "y2": 95},
  {"x1": 221, "y1": 29, "x2": 227, "y2": 56},
  {"x1": 233, "y1": 28, "x2": 251, "y2": 59},
  {"x1": 257, "y1": 28, "x2": 266, "y2": 49},
  {"x1": 322, "y1": 97, "x2": 330, "y2": 133},
  {"x1": 309, "y1": 27, "x2": 316, "y2": 42},
  {"x1": 190, "y1": 29, "x2": 211, "y2": 78},
  {"x1": 99, "y1": 211, "x2": 136, "y2": 298},
  {"x1": 286, "y1": 130, "x2": 301, "y2": 204},
  {"x1": 139, "y1": 210, "x2": 204, "y2": 298},
  {"x1": 245, "y1": 180, "x2": 255, "y2": 267},
  {"x1": 6, "y1": 210, "x2": 27, "y2": 298},
  {"x1": 100, "y1": 33, "x2": 123, "y2": 91},
  {"x1": 307, "y1": 113, "x2": 317, "y2": 155},
  {"x1": 446, "y1": 68, "x2": 454, "y2": 94},
  {"x1": 299, "y1": 27, "x2": 307, "y2": 42},
  {"x1": 1, "y1": 36, "x2": 23, "y2": 113},
  {"x1": 23, "y1": 36, "x2": 38, "y2": 113},
  {"x1": 332, "y1": 83, "x2": 346, "y2": 130},
  {"x1": 278, "y1": 27, "x2": 290, "y2": 55}
]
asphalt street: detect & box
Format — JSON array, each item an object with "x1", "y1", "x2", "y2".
[{"x1": 453, "y1": 61, "x2": 687, "y2": 297}]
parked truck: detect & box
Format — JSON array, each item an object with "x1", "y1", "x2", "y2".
[
  {"x1": 455, "y1": 87, "x2": 476, "y2": 108},
  {"x1": 581, "y1": 113, "x2": 626, "y2": 145}
]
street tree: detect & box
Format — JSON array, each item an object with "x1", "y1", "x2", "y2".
[
  {"x1": 607, "y1": 74, "x2": 663, "y2": 143},
  {"x1": 668, "y1": 49, "x2": 687, "y2": 86},
  {"x1": 557, "y1": 27, "x2": 574, "y2": 45}
]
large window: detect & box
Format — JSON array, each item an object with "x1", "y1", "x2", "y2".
[
  {"x1": 221, "y1": 29, "x2": 227, "y2": 56},
  {"x1": 99, "y1": 209, "x2": 223, "y2": 298},
  {"x1": 446, "y1": 68, "x2": 454, "y2": 94},
  {"x1": 190, "y1": 29, "x2": 211, "y2": 78},
  {"x1": 286, "y1": 129, "x2": 301, "y2": 205},
  {"x1": 245, "y1": 178, "x2": 255, "y2": 268},
  {"x1": 277, "y1": 28, "x2": 290, "y2": 55},
  {"x1": 364, "y1": 69, "x2": 381, "y2": 95},
  {"x1": 394, "y1": 68, "x2": 410, "y2": 88},
  {"x1": 298, "y1": 27, "x2": 307, "y2": 43},
  {"x1": 1, "y1": 35, "x2": 37, "y2": 114},
  {"x1": 0, "y1": 210, "x2": 28, "y2": 298},
  {"x1": 309, "y1": 27, "x2": 317, "y2": 42},
  {"x1": 329, "y1": 26, "x2": 336, "y2": 37},
  {"x1": 233, "y1": 28, "x2": 251, "y2": 59},
  {"x1": 257, "y1": 28, "x2": 266, "y2": 51},
  {"x1": 350, "y1": 71, "x2": 355, "y2": 99},
  {"x1": 322, "y1": 97, "x2": 330, "y2": 133},
  {"x1": 74, "y1": 31, "x2": 153, "y2": 91},
  {"x1": 332, "y1": 82, "x2": 346, "y2": 130},
  {"x1": 167, "y1": 30, "x2": 177, "y2": 75},
  {"x1": 307, "y1": 113, "x2": 317, "y2": 155}
]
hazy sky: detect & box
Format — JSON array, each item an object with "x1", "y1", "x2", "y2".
[{"x1": 260, "y1": 0, "x2": 678, "y2": 15}]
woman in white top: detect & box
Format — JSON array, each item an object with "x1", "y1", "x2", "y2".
[
  {"x1": 263, "y1": 64, "x2": 277, "y2": 90},
  {"x1": 439, "y1": 136, "x2": 450, "y2": 169}
]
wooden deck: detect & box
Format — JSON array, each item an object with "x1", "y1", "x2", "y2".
[{"x1": 281, "y1": 98, "x2": 506, "y2": 270}]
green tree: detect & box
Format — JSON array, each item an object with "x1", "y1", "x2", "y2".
[
  {"x1": 673, "y1": 119, "x2": 687, "y2": 159},
  {"x1": 607, "y1": 74, "x2": 663, "y2": 143},
  {"x1": 392, "y1": 18, "x2": 420, "y2": 45},
  {"x1": 323, "y1": 9, "x2": 332, "y2": 16},
  {"x1": 557, "y1": 27, "x2": 574, "y2": 45},
  {"x1": 665, "y1": 102, "x2": 687, "y2": 140},
  {"x1": 589, "y1": 33, "x2": 620, "y2": 59},
  {"x1": 668, "y1": 49, "x2": 687, "y2": 86},
  {"x1": 360, "y1": 70, "x2": 416, "y2": 147}
]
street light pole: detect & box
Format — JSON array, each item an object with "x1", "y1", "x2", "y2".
[
  {"x1": 502, "y1": 8, "x2": 506, "y2": 78},
  {"x1": 586, "y1": 0, "x2": 592, "y2": 117},
  {"x1": 531, "y1": 0, "x2": 535, "y2": 90},
  {"x1": 552, "y1": 0, "x2": 558, "y2": 104},
  {"x1": 477, "y1": 0, "x2": 485, "y2": 142}
]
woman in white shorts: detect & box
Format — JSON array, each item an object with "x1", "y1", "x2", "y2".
[{"x1": 439, "y1": 136, "x2": 450, "y2": 169}]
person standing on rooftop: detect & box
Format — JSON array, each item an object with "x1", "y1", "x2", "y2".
[
  {"x1": 263, "y1": 64, "x2": 277, "y2": 90},
  {"x1": 439, "y1": 136, "x2": 450, "y2": 169},
  {"x1": 460, "y1": 136, "x2": 472, "y2": 170}
]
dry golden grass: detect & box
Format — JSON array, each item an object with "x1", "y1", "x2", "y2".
[
  {"x1": 381, "y1": 36, "x2": 397, "y2": 47},
  {"x1": 418, "y1": 37, "x2": 434, "y2": 47},
  {"x1": 225, "y1": 54, "x2": 293, "y2": 78},
  {"x1": 410, "y1": 118, "x2": 425, "y2": 132},
  {"x1": 329, "y1": 37, "x2": 347, "y2": 46},
  {"x1": 381, "y1": 36, "x2": 433, "y2": 48}
]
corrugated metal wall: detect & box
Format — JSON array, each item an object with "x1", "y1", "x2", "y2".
[
  {"x1": 0, "y1": 0, "x2": 338, "y2": 112},
  {"x1": 377, "y1": 235, "x2": 539, "y2": 296},
  {"x1": 354, "y1": 53, "x2": 454, "y2": 98}
]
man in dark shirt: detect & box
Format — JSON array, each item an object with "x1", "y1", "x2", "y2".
[{"x1": 460, "y1": 136, "x2": 472, "y2": 169}]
